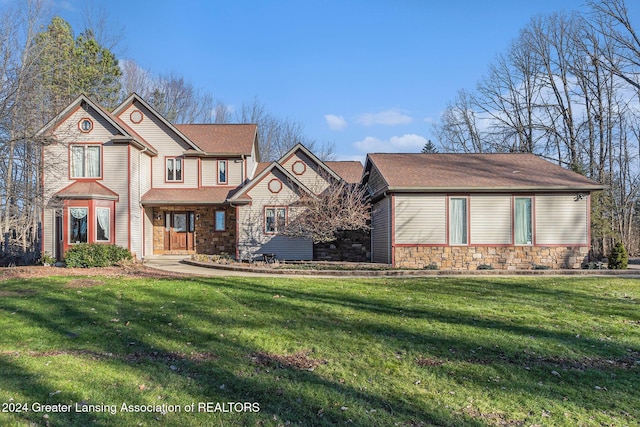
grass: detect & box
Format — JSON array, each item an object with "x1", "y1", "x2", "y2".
[{"x1": 0, "y1": 274, "x2": 638, "y2": 426}]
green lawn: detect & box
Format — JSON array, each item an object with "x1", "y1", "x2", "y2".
[{"x1": 0, "y1": 273, "x2": 638, "y2": 426}]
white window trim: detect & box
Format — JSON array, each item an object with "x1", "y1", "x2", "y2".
[{"x1": 265, "y1": 207, "x2": 287, "y2": 234}]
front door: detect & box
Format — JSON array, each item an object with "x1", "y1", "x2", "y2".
[{"x1": 164, "y1": 212, "x2": 195, "y2": 252}]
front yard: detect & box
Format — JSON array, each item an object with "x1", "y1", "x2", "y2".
[{"x1": 0, "y1": 269, "x2": 638, "y2": 426}]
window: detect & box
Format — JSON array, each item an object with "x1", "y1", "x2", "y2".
[
  {"x1": 79, "y1": 118, "x2": 93, "y2": 133},
  {"x1": 96, "y1": 207, "x2": 110, "y2": 242},
  {"x1": 265, "y1": 207, "x2": 286, "y2": 233},
  {"x1": 215, "y1": 210, "x2": 225, "y2": 231},
  {"x1": 69, "y1": 207, "x2": 88, "y2": 244},
  {"x1": 218, "y1": 160, "x2": 227, "y2": 184},
  {"x1": 167, "y1": 158, "x2": 183, "y2": 181},
  {"x1": 71, "y1": 145, "x2": 101, "y2": 178},
  {"x1": 449, "y1": 197, "x2": 468, "y2": 245},
  {"x1": 515, "y1": 197, "x2": 533, "y2": 245}
]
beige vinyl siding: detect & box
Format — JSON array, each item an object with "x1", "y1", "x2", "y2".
[
  {"x1": 118, "y1": 103, "x2": 198, "y2": 189},
  {"x1": 143, "y1": 208, "x2": 154, "y2": 258},
  {"x1": 281, "y1": 151, "x2": 330, "y2": 194},
  {"x1": 102, "y1": 143, "x2": 129, "y2": 248},
  {"x1": 535, "y1": 194, "x2": 588, "y2": 245},
  {"x1": 201, "y1": 158, "x2": 244, "y2": 187},
  {"x1": 394, "y1": 194, "x2": 447, "y2": 244},
  {"x1": 237, "y1": 168, "x2": 312, "y2": 260},
  {"x1": 43, "y1": 105, "x2": 121, "y2": 256},
  {"x1": 129, "y1": 147, "x2": 142, "y2": 258},
  {"x1": 246, "y1": 143, "x2": 258, "y2": 181},
  {"x1": 470, "y1": 195, "x2": 512, "y2": 244},
  {"x1": 372, "y1": 197, "x2": 391, "y2": 263}
]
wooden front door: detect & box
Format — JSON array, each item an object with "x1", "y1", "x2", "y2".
[{"x1": 164, "y1": 212, "x2": 195, "y2": 252}]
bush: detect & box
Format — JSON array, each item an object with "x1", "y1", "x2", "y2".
[
  {"x1": 65, "y1": 243, "x2": 132, "y2": 268},
  {"x1": 423, "y1": 263, "x2": 439, "y2": 270},
  {"x1": 477, "y1": 264, "x2": 494, "y2": 270},
  {"x1": 608, "y1": 242, "x2": 628, "y2": 269}
]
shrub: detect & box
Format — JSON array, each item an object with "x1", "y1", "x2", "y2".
[
  {"x1": 38, "y1": 252, "x2": 56, "y2": 266},
  {"x1": 531, "y1": 264, "x2": 550, "y2": 270},
  {"x1": 608, "y1": 242, "x2": 628, "y2": 269},
  {"x1": 65, "y1": 243, "x2": 132, "y2": 268},
  {"x1": 477, "y1": 264, "x2": 494, "y2": 270},
  {"x1": 423, "y1": 263, "x2": 439, "y2": 270}
]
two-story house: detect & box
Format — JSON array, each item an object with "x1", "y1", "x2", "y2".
[{"x1": 37, "y1": 94, "x2": 362, "y2": 262}]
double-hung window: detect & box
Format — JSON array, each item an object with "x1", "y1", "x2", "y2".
[
  {"x1": 218, "y1": 160, "x2": 227, "y2": 184},
  {"x1": 265, "y1": 207, "x2": 286, "y2": 234},
  {"x1": 69, "y1": 207, "x2": 88, "y2": 244},
  {"x1": 166, "y1": 158, "x2": 183, "y2": 182},
  {"x1": 449, "y1": 197, "x2": 468, "y2": 245},
  {"x1": 96, "y1": 207, "x2": 110, "y2": 242},
  {"x1": 514, "y1": 197, "x2": 533, "y2": 245},
  {"x1": 71, "y1": 145, "x2": 101, "y2": 178}
]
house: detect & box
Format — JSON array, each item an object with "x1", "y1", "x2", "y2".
[
  {"x1": 37, "y1": 94, "x2": 363, "y2": 262},
  {"x1": 363, "y1": 153, "x2": 604, "y2": 269}
]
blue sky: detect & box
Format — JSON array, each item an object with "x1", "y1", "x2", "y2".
[{"x1": 54, "y1": 0, "x2": 638, "y2": 162}]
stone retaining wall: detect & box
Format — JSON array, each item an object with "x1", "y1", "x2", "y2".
[
  {"x1": 394, "y1": 246, "x2": 590, "y2": 270},
  {"x1": 313, "y1": 229, "x2": 371, "y2": 262}
]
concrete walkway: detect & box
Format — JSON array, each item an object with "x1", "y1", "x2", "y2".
[{"x1": 143, "y1": 256, "x2": 640, "y2": 278}]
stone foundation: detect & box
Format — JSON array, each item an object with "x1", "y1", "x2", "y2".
[
  {"x1": 393, "y1": 246, "x2": 590, "y2": 270},
  {"x1": 152, "y1": 205, "x2": 236, "y2": 256}
]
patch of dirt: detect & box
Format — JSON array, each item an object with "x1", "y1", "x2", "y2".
[
  {"x1": 416, "y1": 357, "x2": 446, "y2": 367},
  {"x1": 458, "y1": 405, "x2": 525, "y2": 426},
  {"x1": 0, "y1": 264, "x2": 187, "y2": 281},
  {"x1": 0, "y1": 289, "x2": 35, "y2": 297},
  {"x1": 250, "y1": 350, "x2": 327, "y2": 371}
]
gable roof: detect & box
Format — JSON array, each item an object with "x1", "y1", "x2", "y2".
[
  {"x1": 175, "y1": 124, "x2": 257, "y2": 156},
  {"x1": 279, "y1": 143, "x2": 343, "y2": 183},
  {"x1": 113, "y1": 93, "x2": 203, "y2": 153},
  {"x1": 365, "y1": 153, "x2": 603, "y2": 196},
  {"x1": 36, "y1": 94, "x2": 157, "y2": 155},
  {"x1": 325, "y1": 161, "x2": 364, "y2": 184},
  {"x1": 228, "y1": 161, "x2": 315, "y2": 203}
]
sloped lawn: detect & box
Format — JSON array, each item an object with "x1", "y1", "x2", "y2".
[{"x1": 0, "y1": 273, "x2": 638, "y2": 426}]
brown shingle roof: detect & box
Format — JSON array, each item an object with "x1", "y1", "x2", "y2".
[
  {"x1": 368, "y1": 153, "x2": 603, "y2": 192},
  {"x1": 174, "y1": 124, "x2": 256, "y2": 155},
  {"x1": 141, "y1": 187, "x2": 239, "y2": 205},
  {"x1": 55, "y1": 181, "x2": 119, "y2": 200},
  {"x1": 325, "y1": 161, "x2": 364, "y2": 184}
]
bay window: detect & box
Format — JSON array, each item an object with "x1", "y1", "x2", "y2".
[
  {"x1": 71, "y1": 145, "x2": 101, "y2": 178},
  {"x1": 69, "y1": 207, "x2": 88, "y2": 243},
  {"x1": 96, "y1": 207, "x2": 110, "y2": 242}
]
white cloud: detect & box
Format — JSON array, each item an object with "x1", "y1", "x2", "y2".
[
  {"x1": 357, "y1": 110, "x2": 413, "y2": 126},
  {"x1": 354, "y1": 134, "x2": 428, "y2": 153},
  {"x1": 324, "y1": 114, "x2": 347, "y2": 131}
]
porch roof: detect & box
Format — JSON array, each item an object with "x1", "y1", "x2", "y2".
[
  {"x1": 55, "y1": 181, "x2": 119, "y2": 200},
  {"x1": 141, "y1": 187, "x2": 243, "y2": 205}
]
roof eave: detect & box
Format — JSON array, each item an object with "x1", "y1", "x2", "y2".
[{"x1": 386, "y1": 185, "x2": 605, "y2": 193}]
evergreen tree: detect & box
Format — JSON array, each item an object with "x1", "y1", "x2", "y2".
[{"x1": 421, "y1": 140, "x2": 438, "y2": 153}]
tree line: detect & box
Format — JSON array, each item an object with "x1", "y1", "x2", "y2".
[
  {"x1": 0, "y1": 1, "x2": 332, "y2": 262},
  {"x1": 434, "y1": 0, "x2": 640, "y2": 257}
]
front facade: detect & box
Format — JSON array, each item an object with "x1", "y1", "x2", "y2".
[
  {"x1": 39, "y1": 95, "x2": 603, "y2": 269},
  {"x1": 38, "y1": 94, "x2": 363, "y2": 262},
  {"x1": 363, "y1": 153, "x2": 603, "y2": 270}
]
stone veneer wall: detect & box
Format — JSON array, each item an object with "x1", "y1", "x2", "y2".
[
  {"x1": 152, "y1": 205, "x2": 236, "y2": 255},
  {"x1": 313, "y1": 229, "x2": 371, "y2": 262},
  {"x1": 394, "y1": 246, "x2": 590, "y2": 270}
]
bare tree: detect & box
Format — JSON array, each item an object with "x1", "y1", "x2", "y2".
[
  {"x1": 283, "y1": 179, "x2": 370, "y2": 244},
  {"x1": 434, "y1": 89, "x2": 486, "y2": 153}
]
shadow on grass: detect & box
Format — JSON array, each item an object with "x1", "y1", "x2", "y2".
[{"x1": 0, "y1": 275, "x2": 638, "y2": 426}]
